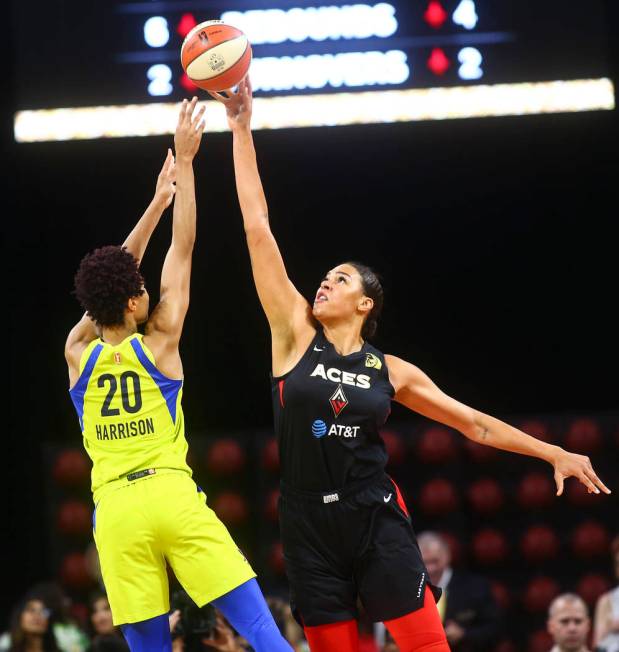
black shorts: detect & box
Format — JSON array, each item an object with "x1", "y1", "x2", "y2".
[{"x1": 279, "y1": 473, "x2": 441, "y2": 627}]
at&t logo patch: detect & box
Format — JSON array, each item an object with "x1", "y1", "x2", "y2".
[
  {"x1": 311, "y1": 420, "x2": 360, "y2": 439},
  {"x1": 312, "y1": 420, "x2": 328, "y2": 438}
]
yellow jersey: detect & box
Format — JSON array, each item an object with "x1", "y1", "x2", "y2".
[{"x1": 69, "y1": 333, "x2": 191, "y2": 501}]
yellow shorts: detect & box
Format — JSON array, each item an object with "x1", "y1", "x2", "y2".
[{"x1": 93, "y1": 471, "x2": 256, "y2": 625}]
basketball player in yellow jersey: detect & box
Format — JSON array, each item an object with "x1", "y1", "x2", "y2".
[{"x1": 65, "y1": 98, "x2": 292, "y2": 652}]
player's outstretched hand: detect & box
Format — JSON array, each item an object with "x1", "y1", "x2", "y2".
[
  {"x1": 154, "y1": 148, "x2": 176, "y2": 208},
  {"x1": 208, "y1": 76, "x2": 253, "y2": 131},
  {"x1": 552, "y1": 448, "x2": 610, "y2": 496},
  {"x1": 174, "y1": 96, "x2": 206, "y2": 161}
]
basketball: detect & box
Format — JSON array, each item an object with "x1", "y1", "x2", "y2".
[{"x1": 181, "y1": 20, "x2": 252, "y2": 92}]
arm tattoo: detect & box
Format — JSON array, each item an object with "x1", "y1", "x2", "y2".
[{"x1": 481, "y1": 427, "x2": 489, "y2": 441}]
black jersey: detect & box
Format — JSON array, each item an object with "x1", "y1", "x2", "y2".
[{"x1": 271, "y1": 329, "x2": 395, "y2": 491}]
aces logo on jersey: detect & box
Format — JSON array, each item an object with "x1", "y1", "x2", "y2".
[{"x1": 330, "y1": 384, "x2": 348, "y2": 418}]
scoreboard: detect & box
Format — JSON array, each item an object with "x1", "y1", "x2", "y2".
[{"x1": 12, "y1": 0, "x2": 615, "y2": 141}]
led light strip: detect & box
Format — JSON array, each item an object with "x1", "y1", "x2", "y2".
[{"x1": 14, "y1": 78, "x2": 615, "y2": 143}]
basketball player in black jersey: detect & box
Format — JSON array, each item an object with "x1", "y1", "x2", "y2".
[{"x1": 210, "y1": 78, "x2": 610, "y2": 652}]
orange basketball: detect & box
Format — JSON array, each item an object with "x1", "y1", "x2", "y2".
[{"x1": 181, "y1": 20, "x2": 252, "y2": 92}]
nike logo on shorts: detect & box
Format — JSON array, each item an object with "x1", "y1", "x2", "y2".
[
  {"x1": 314, "y1": 346, "x2": 325, "y2": 352},
  {"x1": 383, "y1": 493, "x2": 392, "y2": 503}
]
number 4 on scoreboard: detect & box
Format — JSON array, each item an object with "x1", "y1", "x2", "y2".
[{"x1": 452, "y1": 0, "x2": 478, "y2": 30}]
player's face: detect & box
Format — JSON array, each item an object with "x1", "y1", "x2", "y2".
[
  {"x1": 20, "y1": 600, "x2": 50, "y2": 635},
  {"x1": 91, "y1": 597, "x2": 114, "y2": 635},
  {"x1": 312, "y1": 264, "x2": 371, "y2": 324},
  {"x1": 134, "y1": 287, "x2": 150, "y2": 324},
  {"x1": 419, "y1": 541, "x2": 450, "y2": 585},
  {"x1": 548, "y1": 602, "x2": 589, "y2": 651}
]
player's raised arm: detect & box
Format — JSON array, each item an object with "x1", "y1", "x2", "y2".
[
  {"x1": 210, "y1": 78, "x2": 314, "y2": 360},
  {"x1": 146, "y1": 97, "x2": 205, "y2": 348},
  {"x1": 385, "y1": 354, "x2": 611, "y2": 496},
  {"x1": 65, "y1": 150, "x2": 177, "y2": 380}
]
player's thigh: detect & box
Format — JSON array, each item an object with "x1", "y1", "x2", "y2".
[
  {"x1": 158, "y1": 477, "x2": 255, "y2": 607},
  {"x1": 95, "y1": 485, "x2": 169, "y2": 625},
  {"x1": 355, "y1": 506, "x2": 428, "y2": 622}
]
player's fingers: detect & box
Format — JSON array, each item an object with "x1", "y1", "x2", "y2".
[
  {"x1": 191, "y1": 104, "x2": 206, "y2": 127},
  {"x1": 178, "y1": 98, "x2": 188, "y2": 122},
  {"x1": 579, "y1": 472, "x2": 599, "y2": 494},
  {"x1": 207, "y1": 90, "x2": 228, "y2": 103},
  {"x1": 245, "y1": 74, "x2": 253, "y2": 95},
  {"x1": 187, "y1": 96, "x2": 198, "y2": 122},
  {"x1": 554, "y1": 472, "x2": 564, "y2": 496},
  {"x1": 585, "y1": 468, "x2": 611, "y2": 494},
  {"x1": 163, "y1": 148, "x2": 173, "y2": 170}
]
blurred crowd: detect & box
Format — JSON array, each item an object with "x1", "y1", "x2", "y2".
[{"x1": 3, "y1": 532, "x2": 618, "y2": 652}]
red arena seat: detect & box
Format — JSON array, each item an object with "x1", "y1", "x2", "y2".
[
  {"x1": 491, "y1": 581, "x2": 511, "y2": 611},
  {"x1": 269, "y1": 541, "x2": 285, "y2": 575},
  {"x1": 212, "y1": 492, "x2": 249, "y2": 526},
  {"x1": 57, "y1": 500, "x2": 92, "y2": 537},
  {"x1": 519, "y1": 419, "x2": 552, "y2": 442},
  {"x1": 53, "y1": 449, "x2": 91, "y2": 488},
  {"x1": 520, "y1": 525, "x2": 560, "y2": 563},
  {"x1": 472, "y1": 528, "x2": 509, "y2": 566},
  {"x1": 264, "y1": 487, "x2": 280, "y2": 522},
  {"x1": 206, "y1": 438, "x2": 246, "y2": 476},
  {"x1": 523, "y1": 576, "x2": 560, "y2": 613},
  {"x1": 416, "y1": 427, "x2": 458, "y2": 464},
  {"x1": 440, "y1": 530, "x2": 464, "y2": 566},
  {"x1": 517, "y1": 472, "x2": 555, "y2": 510},
  {"x1": 577, "y1": 573, "x2": 612, "y2": 606},
  {"x1": 565, "y1": 418, "x2": 602, "y2": 454},
  {"x1": 468, "y1": 477, "x2": 504, "y2": 515},
  {"x1": 419, "y1": 478, "x2": 459, "y2": 516},
  {"x1": 571, "y1": 521, "x2": 610, "y2": 559},
  {"x1": 60, "y1": 552, "x2": 96, "y2": 591},
  {"x1": 380, "y1": 429, "x2": 406, "y2": 465},
  {"x1": 262, "y1": 437, "x2": 279, "y2": 472}
]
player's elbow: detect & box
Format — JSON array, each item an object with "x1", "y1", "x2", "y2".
[
  {"x1": 245, "y1": 222, "x2": 272, "y2": 247},
  {"x1": 462, "y1": 411, "x2": 489, "y2": 442}
]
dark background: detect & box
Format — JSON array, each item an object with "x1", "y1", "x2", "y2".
[{"x1": 4, "y1": 0, "x2": 618, "y2": 627}]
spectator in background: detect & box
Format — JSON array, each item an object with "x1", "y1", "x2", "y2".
[
  {"x1": 27, "y1": 584, "x2": 88, "y2": 652},
  {"x1": 265, "y1": 598, "x2": 307, "y2": 652},
  {"x1": 418, "y1": 532, "x2": 500, "y2": 651},
  {"x1": 7, "y1": 595, "x2": 60, "y2": 652},
  {"x1": 593, "y1": 537, "x2": 619, "y2": 652},
  {"x1": 87, "y1": 593, "x2": 127, "y2": 652},
  {"x1": 201, "y1": 612, "x2": 246, "y2": 652},
  {"x1": 547, "y1": 594, "x2": 591, "y2": 652}
]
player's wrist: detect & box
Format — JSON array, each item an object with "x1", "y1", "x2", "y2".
[
  {"x1": 175, "y1": 153, "x2": 195, "y2": 165},
  {"x1": 543, "y1": 443, "x2": 563, "y2": 465},
  {"x1": 152, "y1": 192, "x2": 169, "y2": 208},
  {"x1": 231, "y1": 122, "x2": 252, "y2": 135}
]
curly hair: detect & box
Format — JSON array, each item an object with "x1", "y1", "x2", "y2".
[
  {"x1": 346, "y1": 261, "x2": 384, "y2": 340},
  {"x1": 74, "y1": 246, "x2": 144, "y2": 327}
]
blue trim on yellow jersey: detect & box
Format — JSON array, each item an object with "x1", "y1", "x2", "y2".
[
  {"x1": 130, "y1": 338, "x2": 182, "y2": 423},
  {"x1": 69, "y1": 343, "x2": 104, "y2": 431}
]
